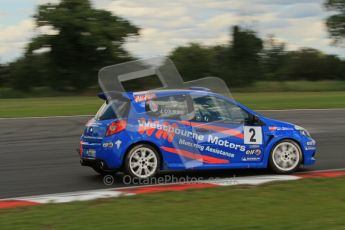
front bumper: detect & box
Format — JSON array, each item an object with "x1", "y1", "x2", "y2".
[{"x1": 301, "y1": 138, "x2": 317, "y2": 165}]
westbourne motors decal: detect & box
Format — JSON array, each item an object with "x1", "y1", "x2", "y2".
[{"x1": 137, "y1": 118, "x2": 247, "y2": 160}]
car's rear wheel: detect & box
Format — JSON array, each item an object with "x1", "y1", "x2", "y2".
[
  {"x1": 269, "y1": 140, "x2": 302, "y2": 174},
  {"x1": 125, "y1": 144, "x2": 160, "y2": 179}
]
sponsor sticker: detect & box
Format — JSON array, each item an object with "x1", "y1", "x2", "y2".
[
  {"x1": 160, "y1": 108, "x2": 184, "y2": 115},
  {"x1": 307, "y1": 140, "x2": 316, "y2": 146},
  {"x1": 134, "y1": 93, "x2": 156, "y2": 102},
  {"x1": 241, "y1": 156, "x2": 260, "y2": 162},
  {"x1": 269, "y1": 126, "x2": 294, "y2": 131},
  {"x1": 137, "y1": 118, "x2": 247, "y2": 156},
  {"x1": 245, "y1": 149, "x2": 262, "y2": 156},
  {"x1": 148, "y1": 101, "x2": 159, "y2": 112},
  {"x1": 269, "y1": 126, "x2": 278, "y2": 131},
  {"x1": 102, "y1": 142, "x2": 114, "y2": 148},
  {"x1": 305, "y1": 146, "x2": 316, "y2": 150},
  {"x1": 115, "y1": 140, "x2": 122, "y2": 149}
]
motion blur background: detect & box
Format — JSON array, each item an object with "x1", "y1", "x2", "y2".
[
  {"x1": 1, "y1": 1, "x2": 345, "y2": 229},
  {"x1": 1, "y1": 0, "x2": 344, "y2": 197},
  {"x1": 0, "y1": 0, "x2": 345, "y2": 98}
]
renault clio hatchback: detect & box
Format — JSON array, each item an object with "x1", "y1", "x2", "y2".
[{"x1": 79, "y1": 88, "x2": 316, "y2": 179}]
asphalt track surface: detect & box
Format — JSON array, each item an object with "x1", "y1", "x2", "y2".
[{"x1": 0, "y1": 109, "x2": 344, "y2": 199}]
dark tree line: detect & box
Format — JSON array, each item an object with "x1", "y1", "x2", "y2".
[
  {"x1": 169, "y1": 26, "x2": 264, "y2": 87},
  {"x1": 170, "y1": 26, "x2": 345, "y2": 87},
  {"x1": 170, "y1": 0, "x2": 345, "y2": 87},
  {"x1": 1, "y1": 0, "x2": 139, "y2": 92},
  {"x1": 1, "y1": 0, "x2": 345, "y2": 92}
]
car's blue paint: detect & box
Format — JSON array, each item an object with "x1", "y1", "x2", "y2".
[{"x1": 80, "y1": 89, "x2": 316, "y2": 171}]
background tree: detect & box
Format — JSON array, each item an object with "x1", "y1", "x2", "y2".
[
  {"x1": 170, "y1": 26, "x2": 264, "y2": 87},
  {"x1": 7, "y1": 53, "x2": 51, "y2": 91},
  {"x1": 261, "y1": 35, "x2": 287, "y2": 80},
  {"x1": 24, "y1": 0, "x2": 139, "y2": 91},
  {"x1": 2, "y1": 1, "x2": 345, "y2": 96},
  {"x1": 284, "y1": 48, "x2": 345, "y2": 81},
  {"x1": 170, "y1": 43, "x2": 215, "y2": 81},
  {"x1": 324, "y1": 0, "x2": 345, "y2": 45},
  {"x1": 225, "y1": 26, "x2": 263, "y2": 86},
  {"x1": 0, "y1": 63, "x2": 6, "y2": 87}
]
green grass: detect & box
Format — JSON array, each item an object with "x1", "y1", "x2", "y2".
[
  {"x1": 1, "y1": 91, "x2": 345, "y2": 118},
  {"x1": 1, "y1": 81, "x2": 345, "y2": 99},
  {"x1": 1, "y1": 176, "x2": 345, "y2": 229},
  {"x1": 0, "y1": 96, "x2": 102, "y2": 117}
]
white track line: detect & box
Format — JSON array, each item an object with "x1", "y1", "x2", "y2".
[{"x1": 15, "y1": 190, "x2": 125, "y2": 204}]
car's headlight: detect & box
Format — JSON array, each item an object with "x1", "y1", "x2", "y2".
[{"x1": 294, "y1": 125, "x2": 311, "y2": 137}]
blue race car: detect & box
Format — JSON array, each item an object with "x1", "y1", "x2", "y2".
[{"x1": 79, "y1": 88, "x2": 316, "y2": 179}]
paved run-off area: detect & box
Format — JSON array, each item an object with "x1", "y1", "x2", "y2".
[{"x1": 0, "y1": 109, "x2": 344, "y2": 198}]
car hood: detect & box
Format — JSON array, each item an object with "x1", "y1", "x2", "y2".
[{"x1": 260, "y1": 117, "x2": 295, "y2": 130}]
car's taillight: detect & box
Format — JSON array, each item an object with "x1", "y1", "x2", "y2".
[
  {"x1": 106, "y1": 120, "x2": 127, "y2": 136},
  {"x1": 79, "y1": 141, "x2": 83, "y2": 156}
]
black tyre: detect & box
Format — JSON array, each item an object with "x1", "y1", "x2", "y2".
[
  {"x1": 269, "y1": 139, "x2": 302, "y2": 174},
  {"x1": 91, "y1": 165, "x2": 109, "y2": 175}
]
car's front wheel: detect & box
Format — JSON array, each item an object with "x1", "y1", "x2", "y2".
[
  {"x1": 124, "y1": 144, "x2": 160, "y2": 179},
  {"x1": 269, "y1": 140, "x2": 302, "y2": 174}
]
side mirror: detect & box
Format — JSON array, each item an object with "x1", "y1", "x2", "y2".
[
  {"x1": 247, "y1": 115, "x2": 264, "y2": 126},
  {"x1": 253, "y1": 115, "x2": 264, "y2": 126}
]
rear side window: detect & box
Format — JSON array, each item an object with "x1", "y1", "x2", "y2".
[
  {"x1": 95, "y1": 99, "x2": 130, "y2": 121},
  {"x1": 145, "y1": 94, "x2": 190, "y2": 120}
]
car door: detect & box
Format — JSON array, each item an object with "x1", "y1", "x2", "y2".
[
  {"x1": 143, "y1": 93, "x2": 201, "y2": 169},
  {"x1": 189, "y1": 93, "x2": 264, "y2": 165}
]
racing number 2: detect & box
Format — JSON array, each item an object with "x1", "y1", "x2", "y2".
[
  {"x1": 244, "y1": 126, "x2": 263, "y2": 144},
  {"x1": 249, "y1": 128, "x2": 256, "y2": 142}
]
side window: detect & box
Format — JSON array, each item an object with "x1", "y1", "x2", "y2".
[
  {"x1": 145, "y1": 94, "x2": 189, "y2": 120},
  {"x1": 95, "y1": 99, "x2": 130, "y2": 121},
  {"x1": 192, "y1": 95, "x2": 249, "y2": 123}
]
